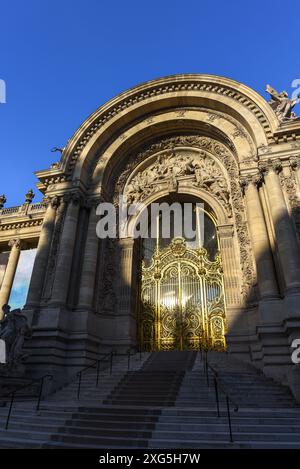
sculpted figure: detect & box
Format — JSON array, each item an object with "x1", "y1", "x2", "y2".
[
  {"x1": 0, "y1": 304, "x2": 32, "y2": 367},
  {"x1": 266, "y1": 84, "x2": 300, "y2": 121},
  {"x1": 0, "y1": 305, "x2": 15, "y2": 352}
]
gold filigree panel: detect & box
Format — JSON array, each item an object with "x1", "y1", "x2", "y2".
[{"x1": 139, "y1": 237, "x2": 226, "y2": 351}]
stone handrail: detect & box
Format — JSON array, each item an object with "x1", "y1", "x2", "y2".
[{"x1": 0, "y1": 203, "x2": 47, "y2": 218}]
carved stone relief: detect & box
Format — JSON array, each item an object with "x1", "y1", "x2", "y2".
[
  {"x1": 279, "y1": 158, "x2": 300, "y2": 240},
  {"x1": 123, "y1": 149, "x2": 231, "y2": 217},
  {"x1": 113, "y1": 135, "x2": 256, "y2": 302},
  {"x1": 98, "y1": 239, "x2": 118, "y2": 314},
  {"x1": 42, "y1": 197, "x2": 66, "y2": 301}
]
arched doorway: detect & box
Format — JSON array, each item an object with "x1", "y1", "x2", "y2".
[{"x1": 138, "y1": 201, "x2": 227, "y2": 351}]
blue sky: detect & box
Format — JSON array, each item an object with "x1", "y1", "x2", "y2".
[
  {"x1": 0, "y1": 0, "x2": 299, "y2": 206},
  {"x1": 8, "y1": 249, "x2": 37, "y2": 309}
]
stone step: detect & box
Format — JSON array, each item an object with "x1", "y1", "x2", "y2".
[
  {"x1": 4, "y1": 418, "x2": 300, "y2": 436},
  {"x1": 0, "y1": 436, "x2": 44, "y2": 449},
  {"x1": 148, "y1": 438, "x2": 300, "y2": 449},
  {"x1": 150, "y1": 430, "x2": 300, "y2": 442},
  {"x1": 0, "y1": 351, "x2": 298, "y2": 449},
  {"x1": 49, "y1": 433, "x2": 149, "y2": 447},
  {"x1": 2, "y1": 411, "x2": 300, "y2": 427}
]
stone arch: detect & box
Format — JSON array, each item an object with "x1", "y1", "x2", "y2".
[
  {"x1": 124, "y1": 185, "x2": 229, "y2": 239},
  {"x1": 41, "y1": 74, "x2": 279, "y2": 194},
  {"x1": 86, "y1": 109, "x2": 256, "y2": 190},
  {"x1": 46, "y1": 74, "x2": 279, "y2": 190},
  {"x1": 108, "y1": 133, "x2": 255, "y2": 305}
]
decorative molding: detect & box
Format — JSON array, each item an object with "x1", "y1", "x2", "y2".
[
  {"x1": 64, "y1": 80, "x2": 275, "y2": 175},
  {"x1": 0, "y1": 219, "x2": 43, "y2": 232}
]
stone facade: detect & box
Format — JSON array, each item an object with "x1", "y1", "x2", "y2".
[{"x1": 1, "y1": 74, "x2": 300, "y2": 393}]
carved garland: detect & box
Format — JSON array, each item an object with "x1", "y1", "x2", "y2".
[
  {"x1": 279, "y1": 157, "x2": 300, "y2": 240},
  {"x1": 97, "y1": 238, "x2": 119, "y2": 314},
  {"x1": 42, "y1": 197, "x2": 67, "y2": 300}
]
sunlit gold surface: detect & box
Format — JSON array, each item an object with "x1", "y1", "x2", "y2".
[{"x1": 139, "y1": 237, "x2": 227, "y2": 351}]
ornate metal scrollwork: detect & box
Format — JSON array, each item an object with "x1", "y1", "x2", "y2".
[{"x1": 138, "y1": 237, "x2": 227, "y2": 351}]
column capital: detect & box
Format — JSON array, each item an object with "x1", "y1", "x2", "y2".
[
  {"x1": 119, "y1": 237, "x2": 135, "y2": 248},
  {"x1": 259, "y1": 158, "x2": 282, "y2": 175},
  {"x1": 84, "y1": 197, "x2": 101, "y2": 209},
  {"x1": 217, "y1": 224, "x2": 235, "y2": 238},
  {"x1": 63, "y1": 191, "x2": 82, "y2": 206},
  {"x1": 240, "y1": 172, "x2": 262, "y2": 192},
  {"x1": 44, "y1": 195, "x2": 60, "y2": 209},
  {"x1": 290, "y1": 155, "x2": 300, "y2": 170},
  {"x1": 8, "y1": 238, "x2": 21, "y2": 249}
]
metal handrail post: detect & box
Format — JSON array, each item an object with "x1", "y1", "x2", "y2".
[
  {"x1": 36, "y1": 375, "x2": 53, "y2": 411},
  {"x1": 96, "y1": 360, "x2": 101, "y2": 386},
  {"x1": 205, "y1": 351, "x2": 209, "y2": 386},
  {"x1": 77, "y1": 372, "x2": 82, "y2": 400},
  {"x1": 213, "y1": 377, "x2": 220, "y2": 417},
  {"x1": 127, "y1": 350, "x2": 131, "y2": 370},
  {"x1": 110, "y1": 351, "x2": 114, "y2": 375},
  {"x1": 36, "y1": 376, "x2": 45, "y2": 412},
  {"x1": 5, "y1": 392, "x2": 15, "y2": 430},
  {"x1": 226, "y1": 396, "x2": 234, "y2": 442}
]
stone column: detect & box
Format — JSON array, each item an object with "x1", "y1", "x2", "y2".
[
  {"x1": 217, "y1": 224, "x2": 241, "y2": 306},
  {"x1": 241, "y1": 175, "x2": 278, "y2": 300},
  {"x1": 50, "y1": 193, "x2": 81, "y2": 305},
  {"x1": 0, "y1": 238, "x2": 21, "y2": 318},
  {"x1": 118, "y1": 238, "x2": 135, "y2": 316},
  {"x1": 77, "y1": 202, "x2": 99, "y2": 309},
  {"x1": 261, "y1": 160, "x2": 300, "y2": 292},
  {"x1": 117, "y1": 237, "x2": 137, "y2": 346},
  {"x1": 26, "y1": 196, "x2": 59, "y2": 307}
]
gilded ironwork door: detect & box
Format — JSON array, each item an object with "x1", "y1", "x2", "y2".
[{"x1": 139, "y1": 237, "x2": 226, "y2": 351}]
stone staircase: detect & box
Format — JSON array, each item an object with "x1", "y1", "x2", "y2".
[{"x1": 0, "y1": 351, "x2": 300, "y2": 448}]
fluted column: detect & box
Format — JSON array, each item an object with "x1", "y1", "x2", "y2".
[
  {"x1": 118, "y1": 238, "x2": 135, "y2": 316},
  {"x1": 0, "y1": 238, "x2": 21, "y2": 318},
  {"x1": 217, "y1": 225, "x2": 241, "y2": 306},
  {"x1": 77, "y1": 201, "x2": 99, "y2": 309},
  {"x1": 50, "y1": 193, "x2": 81, "y2": 305},
  {"x1": 260, "y1": 160, "x2": 300, "y2": 292},
  {"x1": 241, "y1": 175, "x2": 278, "y2": 300},
  {"x1": 26, "y1": 196, "x2": 59, "y2": 307}
]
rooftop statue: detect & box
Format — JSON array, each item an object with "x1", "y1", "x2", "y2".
[{"x1": 266, "y1": 84, "x2": 300, "y2": 122}]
